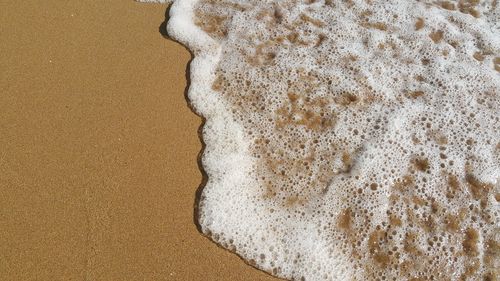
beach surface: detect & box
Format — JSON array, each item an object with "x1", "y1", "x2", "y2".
[{"x1": 0, "y1": 1, "x2": 277, "y2": 280}]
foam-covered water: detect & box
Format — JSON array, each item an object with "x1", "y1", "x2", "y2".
[{"x1": 163, "y1": 0, "x2": 499, "y2": 280}]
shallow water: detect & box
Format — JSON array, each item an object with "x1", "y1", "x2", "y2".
[{"x1": 167, "y1": 0, "x2": 499, "y2": 280}]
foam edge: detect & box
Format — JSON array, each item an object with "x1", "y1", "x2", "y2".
[{"x1": 167, "y1": 0, "x2": 257, "y2": 249}]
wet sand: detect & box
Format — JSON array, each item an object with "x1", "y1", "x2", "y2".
[{"x1": 0, "y1": 1, "x2": 278, "y2": 280}]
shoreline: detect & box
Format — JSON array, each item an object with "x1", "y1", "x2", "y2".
[{"x1": 0, "y1": 1, "x2": 277, "y2": 280}]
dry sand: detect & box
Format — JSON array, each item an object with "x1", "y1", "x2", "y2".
[{"x1": 0, "y1": 1, "x2": 278, "y2": 280}]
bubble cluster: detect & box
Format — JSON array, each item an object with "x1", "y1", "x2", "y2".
[{"x1": 168, "y1": 0, "x2": 499, "y2": 280}]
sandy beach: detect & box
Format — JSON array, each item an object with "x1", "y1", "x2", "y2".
[{"x1": 0, "y1": 1, "x2": 278, "y2": 280}]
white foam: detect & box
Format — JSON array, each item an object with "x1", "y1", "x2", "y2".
[
  {"x1": 161, "y1": 0, "x2": 499, "y2": 280},
  {"x1": 137, "y1": 0, "x2": 172, "y2": 4}
]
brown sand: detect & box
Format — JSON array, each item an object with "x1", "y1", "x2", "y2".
[{"x1": 0, "y1": 1, "x2": 278, "y2": 280}]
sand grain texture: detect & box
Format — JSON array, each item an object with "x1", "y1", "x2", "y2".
[{"x1": 0, "y1": 1, "x2": 278, "y2": 280}]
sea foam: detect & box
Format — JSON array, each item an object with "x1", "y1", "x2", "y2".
[{"x1": 162, "y1": 0, "x2": 499, "y2": 280}]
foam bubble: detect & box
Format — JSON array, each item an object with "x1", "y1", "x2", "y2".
[{"x1": 164, "y1": 0, "x2": 499, "y2": 280}]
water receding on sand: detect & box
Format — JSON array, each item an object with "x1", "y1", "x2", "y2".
[{"x1": 166, "y1": 0, "x2": 499, "y2": 280}]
